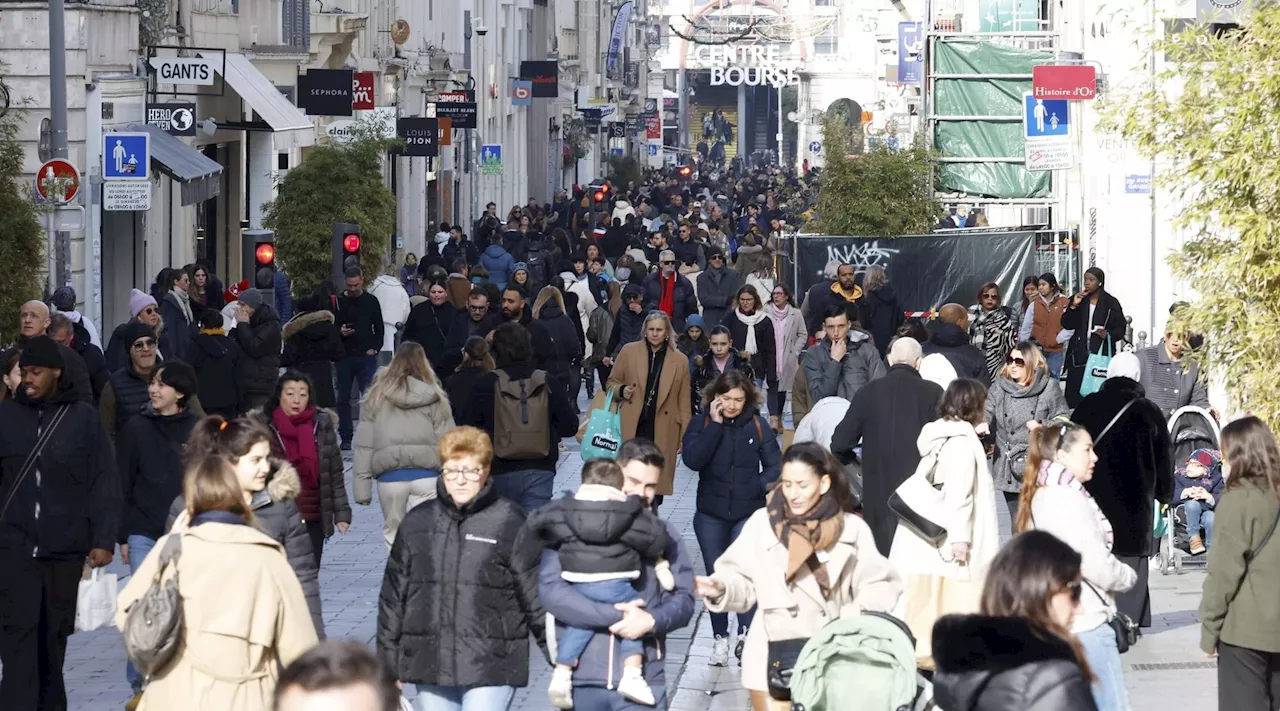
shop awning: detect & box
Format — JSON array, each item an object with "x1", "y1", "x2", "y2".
[
  {"x1": 123, "y1": 124, "x2": 223, "y2": 205},
  {"x1": 207, "y1": 52, "x2": 316, "y2": 150}
]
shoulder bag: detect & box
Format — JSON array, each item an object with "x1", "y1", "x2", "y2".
[
  {"x1": 122, "y1": 534, "x2": 185, "y2": 678},
  {"x1": 887, "y1": 438, "x2": 951, "y2": 546},
  {"x1": 1084, "y1": 580, "x2": 1140, "y2": 654}
]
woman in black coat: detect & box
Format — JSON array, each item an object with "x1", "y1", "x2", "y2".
[
  {"x1": 402, "y1": 281, "x2": 458, "y2": 374},
  {"x1": 282, "y1": 297, "x2": 344, "y2": 409},
  {"x1": 857, "y1": 266, "x2": 905, "y2": 358},
  {"x1": 933, "y1": 531, "x2": 1100, "y2": 711},
  {"x1": 377, "y1": 426, "x2": 547, "y2": 703},
  {"x1": 1060, "y1": 267, "x2": 1127, "y2": 407},
  {"x1": 719, "y1": 286, "x2": 775, "y2": 393},
  {"x1": 444, "y1": 336, "x2": 495, "y2": 424},
  {"x1": 533, "y1": 286, "x2": 583, "y2": 406}
]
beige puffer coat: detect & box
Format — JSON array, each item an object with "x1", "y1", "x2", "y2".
[{"x1": 353, "y1": 377, "x2": 455, "y2": 504}]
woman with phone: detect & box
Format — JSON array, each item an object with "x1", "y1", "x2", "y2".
[{"x1": 1061, "y1": 267, "x2": 1127, "y2": 407}]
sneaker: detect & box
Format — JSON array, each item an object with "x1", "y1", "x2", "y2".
[
  {"x1": 125, "y1": 693, "x2": 143, "y2": 711},
  {"x1": 548, "y1": 667, "x2": 574, "y2": 709},
  {"x1": 1190, "y1": 535, "x2": 1206, "y2": 555},
  {"x1": 735, "y1": 627, "x2": 748, "y2": 662},
  {"x1": 710, "y1": 635, "x2": 730, "y2": 666},
  {"x1": 617, "y1": 666, "x2": 656, "y2": 706},
  {"x1": 340, "y1": 440, "x2": 352, "y2": 451}
]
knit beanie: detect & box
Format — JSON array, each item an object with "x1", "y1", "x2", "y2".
[
  {"x1": 122, "y1": 322, "x2": 158, "y2": 349},
  {"x1": 237, "y1": 288, "x2": 265, "y2": 310},
  {"x1": 1188, "y1": 448, "x2": 1220, "y2": 470},
  {"x1": 512, "y1": 262, "x2": 529, "y2": 275},
  {"x1": 51, "y1": 286, "x2": 77, "y2": 312},
  {"x1": 18, "y1": 336, "x2": 64, "y2": 370},
  {"x1": 129, "y1": 289, "x2": 158, "y2": 319}
]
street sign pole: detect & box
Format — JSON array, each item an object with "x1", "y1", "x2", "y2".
[{"x1": 49, "y1": 0, "x2": 71, "y2": 289}]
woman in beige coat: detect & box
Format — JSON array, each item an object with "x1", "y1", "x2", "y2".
[
  {"x1": 607, "y1": 311, "x2": 691, "y2": 500},
  {"x1": 694, "y1": 443, "x2": 903, "y2": 711},
  {"x1": 118, "y1": 454, "x2": 318, "y2": 711},
  {"x1": 889, "y1": 379, "x2": 1000, "y2": 669},
  {"x1": 353, "y1": 342, "x2": 455, "y2": 548}
]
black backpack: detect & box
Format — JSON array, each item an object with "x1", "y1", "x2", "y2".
[{"x1": 526, "y1": 246, "x2": 553, "y2": 289}]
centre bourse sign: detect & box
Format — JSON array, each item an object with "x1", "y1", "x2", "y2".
[{"x1": 691, "y1": 45, "x2": 799, "y2": 89}]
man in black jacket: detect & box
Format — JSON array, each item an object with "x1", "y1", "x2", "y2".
[
  {"x1": 499, "y1": 286, "x2": 553, "y2": 372},
  {"x1": 48, "y1": 313, "x2": 108, "y2": 402},
  {"x1": 232, "y1": 287, "x2": 284, "y2": 413},
  {"x1": 334, "y1": 269, "x2": 384, "y2": 449},
  {"x1": 922, "y1": 303, "x2": 990, "y2": 386},
  {"x1": 0, "y1": 336, "x2": 119, "y2": 710}
]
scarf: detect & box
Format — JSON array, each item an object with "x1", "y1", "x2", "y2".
[
  {"x1": 971, "y1": 306, "x2": 1015, "y2": 379},
  {"x1": 1037, "y1": 461, "x2": 1114, "y2": 550},
  {"x1": 735, "y1": 308, "x2": 768, "y2": 355},
  {"x1": 200, "y1": 327, "x2": 225, "y2": 336},
  {"x1": 658, "y1": 272, "x2": 676, "y2": 317},
  {"x1": 273, "y1": 406, "x2": 320, "y2": 491},
  {"x1": 171, "y1": 289, "x2": 194, "y2": 324},
  {"x1": 768, "y1": 304, "x2": 788, "y2": 378},
  {"x1": 766, "y1": 487, "x2": 845, "y2": 599}
]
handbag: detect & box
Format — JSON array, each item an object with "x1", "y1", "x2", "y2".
[
  {"x1": 1084, "y1": 581, "x2": 1140, "y2": 653},
  {"x1": 888, "y1": 440, "x2": 949, "y2": 546},
  {"x1": 0, "y1": 404, "x2": 71, "y2": 521},
  {"x1": 579, "y1": 387, "x2": 624, "y2": 460},
  {"x1": 122, "y1": 535, "x2": 185, "y2": 679},
  {"x1": 767, "y1": 638, "x2": 809, "y2": 700},
  {"x1": 1079, "y1": 335, "x2": 1113, "y2": 398}
]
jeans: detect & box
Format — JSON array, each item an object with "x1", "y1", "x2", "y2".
[
  {"x1": 1044, "y1": 350, "x2": 1065, "y2": 379},
  {"x1": 491, "y1": 469, "x2": 555, "y2": 512},
  {"x1": 1184, "y1": 499, "x2": 1216, "y2": 549},
  {"x1": 693, "y1": 511, "x2": 755, "y2": 637},
  {"x1": 1219, "y1": 641, "x2": 1280, "y2": 711},
  {"x1": 573, "y1": 684, "x2": 668, "y2": 711},
  {"x1": 378, "y1": 477, "x2": 439, "y2": 550},
  {"x1": 413, "y1": 684, "x2": 515, "y2": 711},
  {"x1": 0, "y1": 555, "x2": 83, "y2": 711},
  {"x1": 1078, "y1": 623, "x2": 1132, "y2": 711},
  {"x1": 336, "y1": 354, "x2": 378, "y2": 443},
  {"x1": 766, "y1": 384, "x2": 787, "y2": 421},
  {"x1": 556, "y1": 579, "x2": 644, "y2": 667},
  {"x1": 124, "y1": 535, "x2": 157, "y2": 689}
]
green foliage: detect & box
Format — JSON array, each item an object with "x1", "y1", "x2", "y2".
[
  {"x1": 812, "y1": 115, "x2": 942, "y2": 236},
  {"x1": 0, "y1": 109, "x2": 47, "y2": 344},
  {"x1": 606, "y1": 154, "x2": 642, "y2": 189},
  {"x1": 781, "y1": 85, "x2": 798, "y2": 163},
  {"x1": 1101, "y1": 9, "x2": 1280, "y2": 426},
  {"x1": 263, "y1": 117, "x2": 397, "y2": 296}
]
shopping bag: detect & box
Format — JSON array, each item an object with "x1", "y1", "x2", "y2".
[
  {"x1": 580, "y1": 387, "x2": 624, "y2": 460},
  {"x1": 1079, "y1": 336, "x2": 1113, "y2": 398},
  {"x1": 75, "y1": 567, "x2": 118, "y2": 633}
]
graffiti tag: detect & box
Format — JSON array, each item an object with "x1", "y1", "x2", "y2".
[{"x1": 824, "y1": 241, "x2": 901, "y2": 274}]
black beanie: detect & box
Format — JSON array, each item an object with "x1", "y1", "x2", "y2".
[
  {"x1": 122, "y1": 322, "x2": 158, "y2": 349},
  {"x1": 18, "y1": 336, "x2": 64, "y2": 370}
]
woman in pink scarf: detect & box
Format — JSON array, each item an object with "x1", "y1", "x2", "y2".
[{"x1": 765, "y1": 284, "x2": 807, "y2": 433}]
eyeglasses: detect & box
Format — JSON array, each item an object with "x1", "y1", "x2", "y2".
[
  {"x1": 468, "y1": 304, "x2": 488, "y2": 312},
  {"x1": 1064, "y1": 579, "x2": 1083, "y2": 603},
  {"x1": 1005, "y1": 355, "x2": 1026, "y2": 367},
  {"x1": 441, "y1": 466, "x2": 485, "y2": 481},
  {"x1": 982, "y1": 292, "x2": 1000, "y2": 300},
  {"x1": 132, "y1": 339, "x2": 157, "y2": 350}
]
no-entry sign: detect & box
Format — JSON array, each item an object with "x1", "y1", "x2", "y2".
[{"x1": 1032, "y1": 65, "x2": 1097, "y2": 100}]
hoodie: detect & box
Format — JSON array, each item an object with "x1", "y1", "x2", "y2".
[
  {"x1": 282, "y1": 311, "x2": 344, "y2": 409},
  {"x1": 857, "y1": 284, "x2": 905, "y2": 358},
  {"x1": 923, "y1": 322, "x2": 990, "y2": 386},
  {"x1": 479, "y1": 243, "x2": 516, "y2": 288},
  {"x1": 368, "y1": 274, "x2": 412, "y2": 352},
  {"x1": 117, "y1": 405, "x2": 199, "y2": 542},
  {"x1": 611, "y1": 199, "x2": 637, "y2": 224},
  {"x1": 352, "y1": 377, "x2": 455, "y2": 503},
  {"x1": 189, "y1": 328, "x2": 242, "y2": 413}
]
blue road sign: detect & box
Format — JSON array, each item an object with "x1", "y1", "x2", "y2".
[
  {"x1": 1024, "y1": 96, "x2": 1069, "y2": 138},
  {"x1": 647, "y1": 143, "x2": 660, "y2": 157},
  {"x1": 103, "y1": 132, "x2": 150, "y2": 180},
  {"x1": 809, "y1": 141, "x2": 822, "y2": 153},
  {"x1": 481, "y1": 144, "x2": 503, "y2": 175}
]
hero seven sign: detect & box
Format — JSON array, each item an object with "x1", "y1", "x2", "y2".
[{"x1": 150, "y1": 57, "x2": 216, "y2": 86}]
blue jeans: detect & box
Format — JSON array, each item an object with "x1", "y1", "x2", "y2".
[
  {"x1": 573, "y1": 684, "x2": 668, "y2": 711},
  {"x1": 693, "y1": 511, "x2": 755, "y2": 637},
  {"x1": 413, "y1": 684, "x2": 515, "y2": 711},
  {"x1": 124, "y1": 535, "x2": 157, "y2": 689},
  {"x1": 336, "y1": 354, "x2": 378, "y2": 443},
  {"x1": 491, "y1": 469, "x2": 555, "y2": 512},
  {"x1": 556, "y1": 579, "x2": 644, "y2": 667},
  {"x1": 1044, "y1": 350, "x2": 1065, "y2": 379},
  {"x1": 1184, "y1": 499, "x2": 1216, "y2": 549},
  {"x1": 1078, "y1": 623, "x2": 1132, "y2": 711}
]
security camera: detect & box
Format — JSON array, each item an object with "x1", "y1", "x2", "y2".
[{"x1": 476, "y1": 24, "x2": 489, "y2": 35}]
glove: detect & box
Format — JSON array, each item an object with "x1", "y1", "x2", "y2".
[{"x1": 654, "y1": 558, "x2": 676, "y2": 592}]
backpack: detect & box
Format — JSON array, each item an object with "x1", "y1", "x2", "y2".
[
  {"x1": 493, "y1": 370, "x2": 552, "y2": 459},
  {"x1": 790, "y1": 612, "x2": 933, "y2": 711},
  {"x1": 525, "y1": 247, "x2": 552, "y2": 289}
]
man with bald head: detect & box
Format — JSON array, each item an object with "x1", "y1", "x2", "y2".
[
  {"x1": 17, "y1": 301, "x2": 94, "y2": 403},
  {"x1": 921, "y1": 302, "x2": 990, "y2": 386},
  {"x1": 831, "y1": 336, "x2": 945, "y2": 555}
]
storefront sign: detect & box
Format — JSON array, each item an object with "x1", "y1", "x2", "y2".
[
  {"x1": 692, "y1": 45, "x2": 799, "y2": 88},
  {"x1": 299, "y1": 69, "x2": 354, "y2": 116},
  {"x1": 146, "y1": 103, "x2": 196, "y2": 136},
  {"x1": 519, "y1": 61, "x2": 559, "y2": 98},
  {"x1": 1032, "y1": 65, "x2": 1097, "y2": 100},
  {"x1": 150, "y1": 57, "x2": 217, "y2": 86},
  {"x1": 397, "y1": 117, "x2": 438, "y2": 156},
  {"x1": 437, "y1": 91, "x2": 477, "y2": 129},
  {"x1": 352, "y1": 72, "x2": 377, "y2": 110}
]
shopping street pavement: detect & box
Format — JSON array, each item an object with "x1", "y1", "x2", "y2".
[{"x1": 58, "y1": 438, "x2": 1219, "y2": 710}]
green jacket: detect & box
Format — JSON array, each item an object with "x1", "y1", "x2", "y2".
[{"x1": 1200, "y1": 478, "x2": 1280, "y2": 654}]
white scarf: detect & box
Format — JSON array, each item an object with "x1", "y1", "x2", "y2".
[{"x1": 735, "y1": 308, "x2": 767, "y2": 355}]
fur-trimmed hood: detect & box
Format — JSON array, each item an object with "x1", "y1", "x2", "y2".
[
  {"x1": 283, "y1": 309, "x2": 335, "y2": 341},
  {"x1": 933, "y1": 615, "x2": 1080, "y2": 673},
  {"x1": 256, "y1": 460, "x2": 301, "y2": 506}
]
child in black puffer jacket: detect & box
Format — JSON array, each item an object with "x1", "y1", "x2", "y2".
[{"x1": 526, "y1": 459, "x2": 674, "y2": 709}]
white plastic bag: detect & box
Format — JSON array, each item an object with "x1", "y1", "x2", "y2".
[{"x1": 75, "y1": 567, "x2": 117, "y2": 632}]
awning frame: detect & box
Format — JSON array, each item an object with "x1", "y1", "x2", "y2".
[
  {"x1": 201, "y1": 52, "x2": 316, "y2": 149},
  {"x1": 122, "y1": 123, "x2": 224, "y2": 205}
]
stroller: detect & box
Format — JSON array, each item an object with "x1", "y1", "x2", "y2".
[
  {"x1": 789, "y1": 612, "x2": 934, "y2": 711},
  {"x1": 1157, "y1": 405, "x2": 1222, "y2": 575}
]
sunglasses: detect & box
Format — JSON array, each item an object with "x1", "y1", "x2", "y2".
[
  {"x1": 132, "y1": 339, "x2": 157, "y2": 350},
  {"x1": 982, "y1": 292, "x2": 1000, "y2": 300},
  {"x1": 709, "y1": 254, "x2": 723, "y2": 261},
  {"x1": 1005, "y1": 355, "x2": 1026, "y2": 367},
  {"x1": 661, "y1": 260, "x2": 676, "y2": 266},
  {"x1": 141, "y1": 306, "x2": 157, "y2": 315}
]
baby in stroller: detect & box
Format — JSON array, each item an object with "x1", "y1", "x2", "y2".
[{"x1": 1174, "y1": 448, "x2": 1223, "y2": 555}]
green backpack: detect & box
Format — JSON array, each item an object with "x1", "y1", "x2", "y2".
[{"x1": 789, "y1": 612, "x2": 928, "y2": 711}]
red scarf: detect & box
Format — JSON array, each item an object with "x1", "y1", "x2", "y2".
[
  {"x1": 272, "y1": 407, "x2": 320, "y2": 491},
  {"x1": 658, "y1": 272, "x2": 676, "y2": 317}
]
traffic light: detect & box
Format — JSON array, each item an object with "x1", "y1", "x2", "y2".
[
  {"x1": 593, "y1": 189, "x2": 607, "y2": 202},
  {"x1": 678, "y1": 165, "x2": 692, "y2": 178},
  {"x1": 331, "y1": 223, "x2": 362, "y2": 286},
  {"x1": 242, "y1": 229, "x2": 275, "y2": 291}
]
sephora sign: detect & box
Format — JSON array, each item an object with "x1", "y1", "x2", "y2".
[{"x1": 693, "y1": 45, "x2": 800, "y2": 89}]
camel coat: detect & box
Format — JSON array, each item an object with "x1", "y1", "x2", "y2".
[
  {"x1": 706, "y1": 509, "x2": 903, "y2": 691},
  {"x1": 117, "y1": 521, "x2": 319, "y2": 711},
  {"x1": 607, "y1": 340, "x2": 691, "y2": 495}
]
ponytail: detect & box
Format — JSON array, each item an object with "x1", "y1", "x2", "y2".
[
  {"x1": 184, "y1": 414, "x2": 276, "y2": 470},
  {"x1": 1015, "y1": 419, "x2": 1087, "y2": 534}
]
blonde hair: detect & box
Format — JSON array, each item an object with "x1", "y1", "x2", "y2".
[
  {"x1": 363, "y1": 342, "x2": 444, "y2": 413},
  {"x1": 1001, "y1": 340, "x2": 1047, "y2": 387},
  {"x1": 643, "y1": 310, "x2": 677, "y2": 350},
  {"x1": 440, "y1": 425, "x2": 494, "y2": 469},
  {"x1": 863, "y1": 265, "x2": 888, "y2": 292},
  {"x1": 183, "y1": 456, "x2": 258, "y2": 526},
  {"x1": 532, "y1": 286, "x2": 566, "y2": 319}
]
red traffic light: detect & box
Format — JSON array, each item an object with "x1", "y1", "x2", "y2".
[
  {"x1": 254, "y1": 244, "x2": 275, "y2": 265},
  {"x1": 678, "y1": 166, "x2": 692, "y2": 177},
  {"x1": 600, "y1": 184, "x2": 611, "y2": 194},
  {"x1": 593, "y1": 190, "x2": 606, "y2": 202},
  {"x1": 343, "y1": 234, "x2": 361, "y2": 253}
]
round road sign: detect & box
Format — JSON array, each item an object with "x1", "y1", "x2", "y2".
[
  {"x1": 513, "y1": 83, "x2": 532, "y2": 102},
  {"x1": 36, "y1": 159, "x2": 80, "y2": 204}
]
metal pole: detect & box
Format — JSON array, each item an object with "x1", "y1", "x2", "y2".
[{"x1": 49, "y1": 0, "x2": 71, "y2": 289}]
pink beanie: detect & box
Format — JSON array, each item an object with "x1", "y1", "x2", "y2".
[{"x1": 129, "y1": 288, "x2": 158, "y2": 318}]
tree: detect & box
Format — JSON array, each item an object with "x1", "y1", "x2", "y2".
[
  {"x1": 0, "y1": 105, "x2": 47, "y2": 344},
  {"x1": 606, "y1": 154, "x2": 642, "y2": 190},
  {"x1": 264, "y1": 117, "x2": 396, "y2": 296},
  {"x1": 811, "y1": 114, "x2": 942, "y2": 236},
  {"x1": 1104, "y1": 11, "x2": 1280, "y2": 426}
]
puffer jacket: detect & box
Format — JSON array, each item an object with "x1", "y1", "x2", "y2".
[
  {"x1": 801, "y1": 330, "x2": 887, "y2": 403},
  {"x1": 352, "y1": 377, "x2": 455, "y2": 505},
  {"x1": 479, "y1": 244, "x2": 516, "y2": 288},
  {"x1": 166, "y1": 462, "x2": 324, "y2": 637},
  {"x1": 189, "y1": 329, "x2": 241, "y2": 414},
  {"x1": 251, "y1": 408, "x2": 351, "y2": 537},
  {"x1": 932, "y1": 615, "x2": 1099, "y2": 711},
  {"x1": 923, "y1": 322, "x2": 990, "y2": 386},
  {"x1": 376, "y1": 478, "x2": 547, "y2": 687},
  {"x1": 282, "y1": 311, "x2": 343, "y2": 409},
  {"x1": 680, "y1": 405, "x2": 782, "y2": 522},
  {"x1": 101, "y1": 364, "x2": 155, "y2": 439},
  {"x1": 524, "y1": 485, "x2": 668, "y2": 576},
  {"x1": 586, "y1": 305, "x2": 615, "y2": 366},
  {"x1": 985, "y1": 368, "x2": 1071, "y2": 493},
  {"x1": 233, "y1": 304, "x2": 283, "y2": 399}
]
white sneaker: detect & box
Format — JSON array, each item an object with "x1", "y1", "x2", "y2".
[
  {"x1": 548, "y1": 667, "x2": 574, "y2": 709},
  {"x1": 617, "y1": 666, "x2": 656, "y2": 706},
  {"x1": 710, "y1": 635, "x2": 730, "y2": 666}
]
